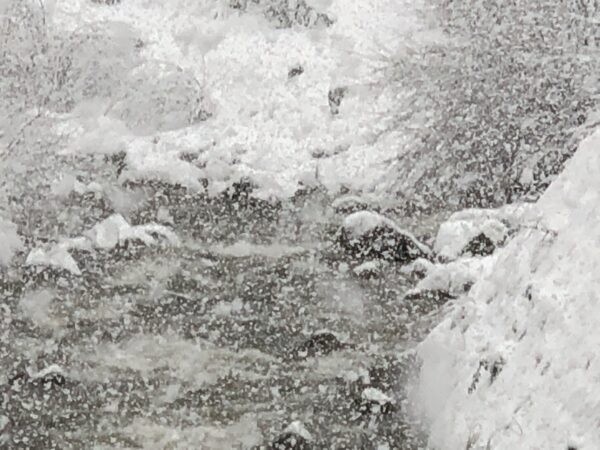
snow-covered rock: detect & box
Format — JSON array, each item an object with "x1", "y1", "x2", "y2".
[
  {"x1": 26, "y1": 245, "x2": 82, "y2": 276},
  {"x1": 353, "y1": 259, "x2": 383, "y2": 278},
  {"x1": 0, "y1": 218, "x2": 22, "y2": 266},
  {"x1": 434, "y1": 214, "x2": 508, "y2": 261},
  {"x1": 331, "y1": 194, "x2": 370, "y2": 214},
  {"x1": 413, "y1": 256, "x2": 494, "y2": 297},
  {"x1": 340, "y1": 211, "x2": 431, "y2": 263},
  {"x1": 414, "y1": 130, "x2": 600, "y2": 449},
  {"x1": 86, "y1": 214, "x2": 180, "y2": 250}
]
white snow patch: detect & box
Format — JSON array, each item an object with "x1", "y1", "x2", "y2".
[
  {"x1": 415, "y1": 130, "x2": 600, "y2": 449},
  {"x1": 362, "y1": 387, "x2": 393, "y2": 404},
  {"x1": 26, "y1": 246, "x2": 82, "y2": 275},
  {"x1": 0, "y1": 218, "x2": 23, "y2": 266},
  {"x1": 32, "y1": 364, "x2": 66, "y2": 380}
]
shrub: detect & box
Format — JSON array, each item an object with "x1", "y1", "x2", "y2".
[{"x1": 388, "y1": 0, "x2": 599, "y2": 211}]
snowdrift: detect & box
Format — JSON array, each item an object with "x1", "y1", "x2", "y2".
[{"x1": 414, "y1": 130, "x2": 600, "y2": 449}]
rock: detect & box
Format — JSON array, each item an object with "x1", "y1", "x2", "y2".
[
  {"x1": 264, "y1": 0, "x2": 333, "y2": 29},
  {"x1": 288, "y1": 65, "x2": 304, "y2": 79},
  {"x1": 402, "y1": 289, "x2": 455, "y2": 316},
  {"x1": 339, "y1": 211, "x2": 431, "y2": 264},
  {"x1": 403, "y1": 289, "x2": 454, "y2": 304},
  {"x1": 270, "y1": 421, "x2": 312, "y2": 449},
  {"x1": 91, "y1": 0, "x2": 121, "y2": 4},
  {"x1": 292, "y1": 331, "x2": 346, "y2": 359},
  {"x1": 328, "y1": 87, "x2": 347, "y2": 115},
  {"x1": 461, "y1": 232, "x2": 496, "y2": 257}
]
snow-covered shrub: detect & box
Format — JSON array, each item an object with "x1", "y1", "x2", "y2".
[
  {"x1": 229, "y1": 0, "x2": 333, "y2": 28},
  {"x1": 387, "y1": 0, "x2": 599, "y2": 211},
  {"x1": 109, "y1": 60, "x2": 210, "y2": 134},
  {"x1": 0, "y1": 1, "x2": 139, "y2": 118}
]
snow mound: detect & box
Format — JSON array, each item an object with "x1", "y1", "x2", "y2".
[
  {"x1": 414, "y1": 130, "x2": 600, "y2": 449},
  {"x1": 0, "y1": 218, "x2": 23, "y2": 266}
]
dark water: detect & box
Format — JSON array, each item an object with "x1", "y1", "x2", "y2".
[{"x1": 0, "y1": 170, "x2": 441, "y2": 449}]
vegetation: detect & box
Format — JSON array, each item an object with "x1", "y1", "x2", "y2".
[{"x1": 389, "y1": 0, "x2": 600, "y2": 211}]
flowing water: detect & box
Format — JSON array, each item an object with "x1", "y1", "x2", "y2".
[{"x1": 0, "y1": 172, "x2": 443, "y2": 449}]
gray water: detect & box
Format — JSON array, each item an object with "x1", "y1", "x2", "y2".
[{"x1": 0, "y1": 169, "x2": 443, "y2": 449}]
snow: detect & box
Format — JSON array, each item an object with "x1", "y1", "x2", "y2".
[
  {"x1": 86, "y1": 214, "x2": 180, "y2": 249},
  {"x1": 52, "y1": 0, "x2": 427, "y2": 200},
  {"x1": 342, "y1": 210, "x2": 432, "y2": 256},
  {"x1": 26, "y1": 245, "x2": 82, "y2": 275},
  {"x1": 414, "y1": 130, "x2": 600, "y2": 450},
  {"x1": 412, "y1": 256, "x2": 494, "y2": 297},
  {"x1": 0, "y1": 217, "x2": 23, "y2": 266},
  {"x1": 24, "y1": 216, "x2": 179, "y2": 275},
  {"x1": 32, "y1": 364, "x2": 66, "y2": 380}
]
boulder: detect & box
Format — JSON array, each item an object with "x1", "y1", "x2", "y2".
[
  {"x1": 328, "y1": 87, "x2": 347, "y2": 115},
  {"x1": 292, "y1": 331, "x2": 346, "y2": 360},
  {"x1": 339, "y1": 211, "x2": 431, "y2": 264}
]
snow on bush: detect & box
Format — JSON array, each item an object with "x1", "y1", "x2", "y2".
[
  {"x1": 110, "y1": 60, "x2": 209, "y2": 134},
  {"x1": 413, "y1": 130, "x2": 600, "y2": 449}
]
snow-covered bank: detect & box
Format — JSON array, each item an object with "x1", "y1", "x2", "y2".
[
  {"x1": 414, "y1": 130, "x2": 600, "y2": 449},
  {"x1": 51, "y1": 0, "x2": 429, "y2": 200}
]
